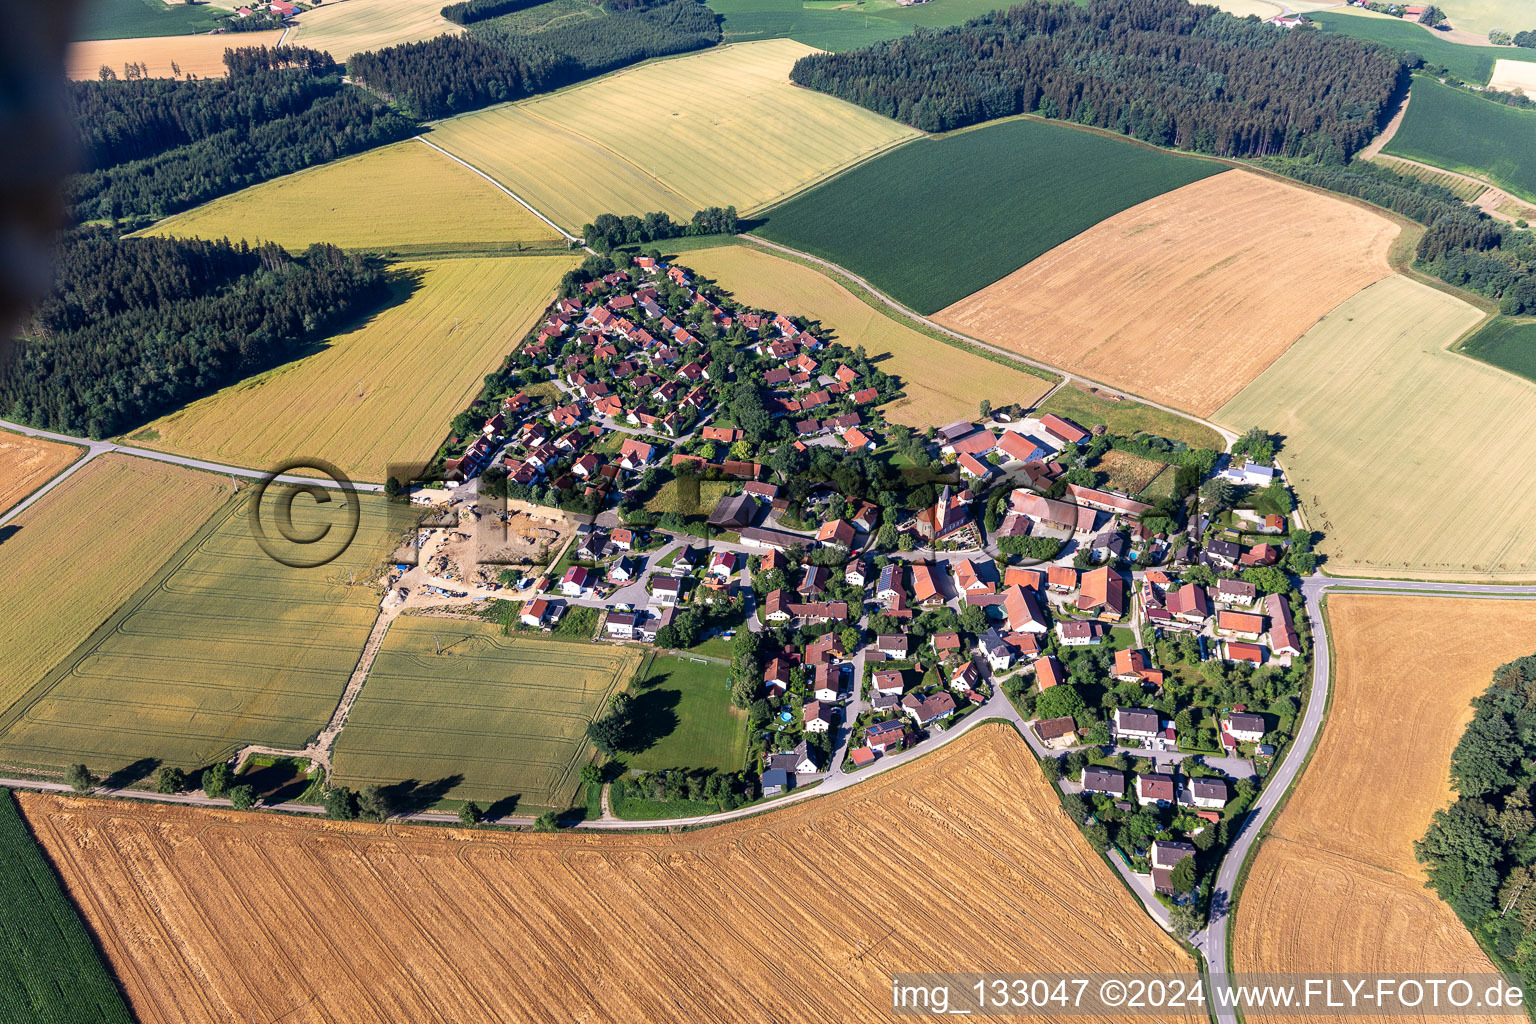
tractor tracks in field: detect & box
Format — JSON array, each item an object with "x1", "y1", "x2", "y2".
[{"x1": 233, "y1": 603, "x2": 401, "y2": 777}]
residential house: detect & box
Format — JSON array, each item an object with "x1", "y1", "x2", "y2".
[
  {"x1": 1225, "y1": 712, "x2": 1267, "y2": 743},
  {"x1": 1150, "y1": 840, "x2": 1197, "y2": 894},
  {"x1": 979, "y1": 628, "x2": 1014, "y2": 672},
  {"x1": 871, "y1": 670, "x2": 905, "y2": 699},
  {"x1": 996, "y1": 430, "x2": 1051, "y2": 464},
  {"x1": 560, "y1": 566, "x2": 593, "y2": 597},
  {"x1": 605, "y1": 611, "x2": 637, "y2": 639},
  {"x1": 1216, "y1": 578, "x2": 1258, "y2": 606},
  {"x1": 1225, "y1": 641, "x2": 1265, "y2": 664},
  {"x1": 618, "y1": 439, "x2": 656, "y2": 471},
  {"x1": 708, "y1": 550, "x2": 740, "y2": 579},
  {"x1": 611, "y1": 527, "x2": 637, "y2": 550},
  {"x1": 952, "y1": 557, "x2": 993, "y2": 593},
  {"x1": 1221, "y1": 461, "x2": 1276, "y2": 486},
  {"x1": 812, "y1": 664, "x2": 841, "y2": 702},
  {"x1": 865, "y1": 719, "x2": 908, "y2": 754},
  {"x1": 931, "y1": 632, "x2": 963, "y2": 659},
  {"x1": 876, "y1": 564, "x2": 903, "y2": 603},
  {"x1": 876, "y1": 634, "x2": 909, "y2": 659},
  {"x1": 1047, "y1": 566, "x2": 1078, "y2": 592},
  {"x1": 761, "y1": 765, "x2": 794, "y2": 794},
  {"x1": 1166, "y1": 582, "x2": 1212, "y2": 625},
  {"x1": 608, "y1": 557, "x2": 640, "y2": 583},
  {"x1": 763, "y1": 657, "x2": 792, "y2": 696},
  {"x1": 805, "y1": 633, "x2": 846, "y2": 666},
  {"x1": 1217, "y1": 611, "x2": 1266, "y2": 640},
  {"x1": 1056, "y1": 620, "x2": 1103, "y2": 647},
  {"x1": 1003, "y1": 585, "x2": 1050, "y2": 634},
  {"x1": 1035, "y1": 716, "x2": 1079, "y2": 749},
  {"x1": 521, "y1": 598, "x2": 552, "y2": 628},
  {"x1": 652, "y1": 576, "x2": 685, "y2": 606},
  {"x1": 948, "y1": 661, "x2": 980, "y2": 693},
  {"x1": 902, "y1": 691, "x2": 958, "y2": 727},
  {"x1": 1113, "y1": 708, "x2": 1161, "y2": 745},
  {"x1": 1187, "y1": 778, "x2": 1228, "y2": 810},
  {"x1": 817, "y1": 518, "x2": 856, "y2": 549},
  {"x1": 800, "y1": 565, "x2": 829, "y2": 596},
  {"x1": 844, "y1": 558, "x2": 868, "y2": 588},
  {"x1": 1205, "y1": 538, "x2": 1242, "y2": 569},
  {"x1": 1112, "y1": 649, "x2": 1164, "y2": 687},
  {"x1": 803, "y1": 700, "x2": 835, "y2": 733},
  {"x1": 1035, "y1": 656, "x2": 1065, "y2": 691},
  {"x1": 1082, "y1": 767, "x2": 1128, "y2": 798},
  {"x1": 1136, "y1": 772, "x2": 1176, "y2": 807},
  {"x1": 910, "y1": 563, "x2": 945, "y2": 605},
  {"x1": 1077, "y1": 566, "x2": 1126, "y2": 619}
]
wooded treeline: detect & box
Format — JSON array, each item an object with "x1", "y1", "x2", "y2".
[
  {"x1": 1, "y1": 231, "x2": 388, "y2": 438},
  {"x1": 67, "y1": 47, "x2": 416, "y2": 226},
  {"x1": 349, "y1": 0, "x2": 719, "y2": 119},
  {"x1": 788, "y1": 0, "x2": 1403, "y2": 161},
  {"x1": 581, "y1": 205, "x2": 739, "y2": 251},
  {"x1": 1417, "y1": 652, "x2": 1536, "y2": 989},
  {"x1": 439, "y1": 0, "x2": 543, "y2": 26},
  {"x1": 1258, "y1": 158, "x2": 1536, "y2": 314}
]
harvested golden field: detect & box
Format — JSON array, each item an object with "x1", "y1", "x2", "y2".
[
  {"x1": 1489, "y1": 58, "x2": 1536, "y2": 95},
  {"x1": 136, "y1": 256, "x2": 574, "y2": 481},
  {"x1": 934, "y1": 170, "x2": 1399, "y2": 417},
  {"x1": 1233, "y1": 596, "x2": 1536, "y2": 1023},
  {"x1": 427, "y1": 39, "x2": 919, "y2": 233},
  {"x1": 285, "y1": 0, "x2": 460, "y2": 60},
  {"x1": 684, "y1": 244, "x2": 1055, "y2": 425},
  {"x1": 0, "y1": 433, "x2": 79, "y2": 516},
  {"x1": 0, "y1": 455, "x2": 231, "y2": 721},
  {"x1": 1218, "y1": 275, "x2": 1531, "y2": 580},
  {"x1": 22, "y1": 723, "x2": 1198, "y2": 1024},
  {"x1": 66, "y1": 31, "x2": 283, "y2": 79},
  {"x1": 147, "y1": 141, "x2": 563, "y2": 255}
]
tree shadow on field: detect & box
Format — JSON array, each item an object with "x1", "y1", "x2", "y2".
[
  {"x1": 0, "y1": 525, "x2": 19, "y2": 550},
  {"x1": 102, "y1": 757, "x2": 160, "y2": 790},
  {"x1": 381, "y1": 774, "x2": 464, "y2": 815},
  {"x1": 623, "y1": 686, "x2": 681, "y2": 753},
  {"x1": 486, "y1": 793, "x2": 520, "y2": 820}
]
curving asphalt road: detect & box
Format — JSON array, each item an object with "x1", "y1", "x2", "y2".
[{"x1": 1200, "y1": 574, "x2": 1536, "y2": 1022}]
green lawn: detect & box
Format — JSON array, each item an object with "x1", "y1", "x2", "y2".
[
  {"x1": 623, "y1": 655, "x2": 748, "y2": 771},
  {"x1": 75, "y1": 0, "x2": 228, "y2": 40},
  {"x1": 0, "y1": 790, "x2": 135, "y2": 1024},
  {"x1": 1037, "y1": 386, "x2": 1225, "y2": 451},
  {"x1": 1384, "y1": 77, "x2": 1536, "y2": 202},
  {"x1": 1461, "y1": 316, "x2": 1536, "y2": 383},
  {"x1": 1306, "y1": 11, "x2": 1512, "y2": 84},
  {"x1": 755, "y1": 118, "x2": 1225, "y2": 314}
]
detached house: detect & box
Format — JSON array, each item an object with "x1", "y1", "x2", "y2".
[
  {"x1": 803, "y1": 700, "x2": 835, "y2": 734},
  {"x1": 1113, "y1": 708, "x2": 1161, "y2": 745},
  {"x1": 902, "y1": 691, "x2": 958, "y2": 728},
  {"x1": 865, "y1": 719, "x2": 908, "y2": 754},
  {"x1": 1082, "y1": 766, "x2": 1128, "y2": 798},
  {"x1": 1136, "y1": 772, "x2": 1176, "y2": 807},
  {"x1": 1035, "y1": 716, "x2": 1079, "y2": 749},
  {"x1": 1225, "y1": 712, "x2": 1267, "y2": 743}
]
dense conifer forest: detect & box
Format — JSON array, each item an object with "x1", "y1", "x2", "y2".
[
  {"x1": 788, "y1": 0, "x2": 1403, "y2": 161},
  {"x1": 1, "y1": 232, "x2": 388, "y2": 438},
  {"x1": 440, "y1": 0, "x2": 544, "y2": 26},
  {"x1": 349, "y1": 0, "x2": 720, "y2": 119},
  {"x1": 67, "y1": 47, "x2": 416, "y2": 226}
]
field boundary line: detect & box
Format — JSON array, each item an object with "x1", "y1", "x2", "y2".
[
  {"x1": 738, "y1": 234, "x2": 1238, "y2": 447},
  {"x1": 515, "y1": 105, "x2": 709, "y2": 215},
  {"x1": 413, "y1": 136, "x2": 582, "y2": 244}
]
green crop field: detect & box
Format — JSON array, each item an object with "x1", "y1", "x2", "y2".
[
  {"x1": 713, "y1": 0, "x2": 1013, "y2": 51},
  {"x1": 1384, "y1": 77, "x2": 1536, "y2": 201},
  {"x1": 330, "y1": 620, "x2": 645, "y2": 812},
  {"x1": 0, "y1": 790, "x2": 135, "y2": 1024},
  {"x1": 754, "y1": 117, "x2": 1225, "y2": 315},
  {"x1": 1461, "y1": 316, "x2": 1536, "y2": 383},
  {"x1": 0, "y1": 492, "x2": 415, "y2": 777},
  {"x1": 1306, "y1": 11, "x2": 1511, "y2": 84},
  {"x1": 622, "y1": 655, "x2": 747, "y2": 772},
  {"x1": 74, "y1": 0, "x2": 227, "y2": 40}
]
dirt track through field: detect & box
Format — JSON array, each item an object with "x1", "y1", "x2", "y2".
[
  {"x1": 1233, "y1": 596, "x2": 1536, "y2": 1023},
  {"x1": 934, "y1": 170, "x2": 1399, "y2": 417},
  {"x1": 22, "y1": 723, "x2": 1199, "y2": 1024}
]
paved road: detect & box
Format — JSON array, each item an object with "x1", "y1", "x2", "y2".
[
  {"x1": 740, "y1": 235, "x2": 1239, "y2": 448},
  {"x1": 0, "y1": 417, "x2": 377, "y2": 528},
  {"x1": 1200, "y1": 574, "x2": 1536, "y2": 1022}
]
